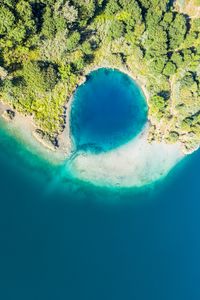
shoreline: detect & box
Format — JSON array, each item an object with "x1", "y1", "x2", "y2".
[
  {"x1": 0, "y1": 101, "x2": 71, "y2": 164},
  {"x1": 0, "y1": 76, "x2": 188, "y2": 188},
  {"x1": 84, "y1": 64, "x2": 150, "y2": 105},
  {"x1": 70, "y1": 124, "x2": 185, "y2": 188},
  {"x1": 0, "y1": 65, "x2": 190, "y2": 169},
  {"x1": 0, "y1": 65, "x2": 150, "y2": 162}
]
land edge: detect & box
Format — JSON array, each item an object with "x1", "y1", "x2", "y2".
[
  {"x1": 0, "y1": 65, "x2": 196, "y2": 163},
  {"x1": 70, "y1": 122, "x2": 185, "y2": 188}
]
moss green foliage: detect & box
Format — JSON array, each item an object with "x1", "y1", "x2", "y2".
[
  {"x1": 149, "y1": 96, "x2": 168, "y2": 121},
  {"x1": 166, "y1": 131, "x2": 180, "y2": 143},
  {"x1": 0, "y1": 0, "x2": 199, "y2": 151}
]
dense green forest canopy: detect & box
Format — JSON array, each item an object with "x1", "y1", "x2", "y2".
[{"x1": 0, "y1": 0, "x2": 199, "y2": 151}]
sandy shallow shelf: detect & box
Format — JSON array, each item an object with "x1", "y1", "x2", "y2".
[
  {"x1": 0, "y1": 65, "x2": 187, "y2": 188},
  {"x1": 0, "y1": 104, "x2": 185, "y2": 188},
  {"x1": 69, "y1": 124, "x2": 184, "y2": 188}
]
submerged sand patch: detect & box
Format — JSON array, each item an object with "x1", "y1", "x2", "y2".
[{"x1": 69, "y1": 125, "x2": 184, "y2": 187}]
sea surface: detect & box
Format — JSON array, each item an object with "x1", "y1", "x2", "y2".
[
  {"x1": 71, "y1": 68, "x2": 147, "y2": 152},
  {"x1": 0, "y1": 69, "x2": 200, "y2": 300}
]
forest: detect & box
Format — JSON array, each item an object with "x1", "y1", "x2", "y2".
[{"x1": 0, "y1": 0, "x2": 200, "y2": 152}]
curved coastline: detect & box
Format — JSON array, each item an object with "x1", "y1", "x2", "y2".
[
  {"x1": 0, "y1": 67, "x2": 186, "y2": 188},
  {"x1": 69, "y1": 124, "x2": 184, "y2": 188},
  {"x1": 0, "y1": 66, "x2": 150, "y2": 158},
  {"x1": 66, "y1": 68, "x2": 185, "y2": 188}
]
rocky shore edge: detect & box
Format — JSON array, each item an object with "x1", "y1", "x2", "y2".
[{"x1": 0, "y1": 65, "x2": 197, "y2": 161}]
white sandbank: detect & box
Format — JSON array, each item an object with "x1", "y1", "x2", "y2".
[{"x1": 70, "y1": 124, "x2": 184, "y2": 188}]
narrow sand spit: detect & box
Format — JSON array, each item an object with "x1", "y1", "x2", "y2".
[{"x1": 70, "y1": 125, "x2": 184, "y2": 187}]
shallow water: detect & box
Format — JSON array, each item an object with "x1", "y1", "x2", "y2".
[
  {"x1": 69, "y1": 68, "x2": 181, "y2": 187},
  {"x1": 0, "y1": 123, "x2": 200, "y2": 300},
  {"x1": 1, "y1": 68, "x2": 200, "y2": 299}
]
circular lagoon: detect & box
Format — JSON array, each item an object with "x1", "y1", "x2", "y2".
[
  {"x1": 70, "y1": 68, "x2": 147, "y2": 152},
  {"x1": 69, "y1": 68, "x2": 183, "y2": 187}
]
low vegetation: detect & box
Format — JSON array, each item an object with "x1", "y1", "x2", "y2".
[{"x1": 0, "y1": 0, "x2": 199, "y2": 152}]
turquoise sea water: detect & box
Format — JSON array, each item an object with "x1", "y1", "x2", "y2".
[{"x1": 0, "y1": 69, "x2": 200, "y2": 300}]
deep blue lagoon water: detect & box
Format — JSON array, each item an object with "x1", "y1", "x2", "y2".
[
  {"x1": 0, "y1": 69, "x2": 200, "y2": 300},
  {"x1": 71, "y1": 68, "x2": 147, "y2": 152}
]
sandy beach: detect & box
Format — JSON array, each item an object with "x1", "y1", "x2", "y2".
[
  {"x1": 0, "y1": 101, "x2": 185, "y2": 188},
  {"x1": 0, "y1": 65, "x2": 149, "y2": 161},
  {"x1": 0, "y1": 100, "x2": 72, "y2": 164},
  {"x1": 0, "y1": 67, "x2": 185, "y2": 188}
]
